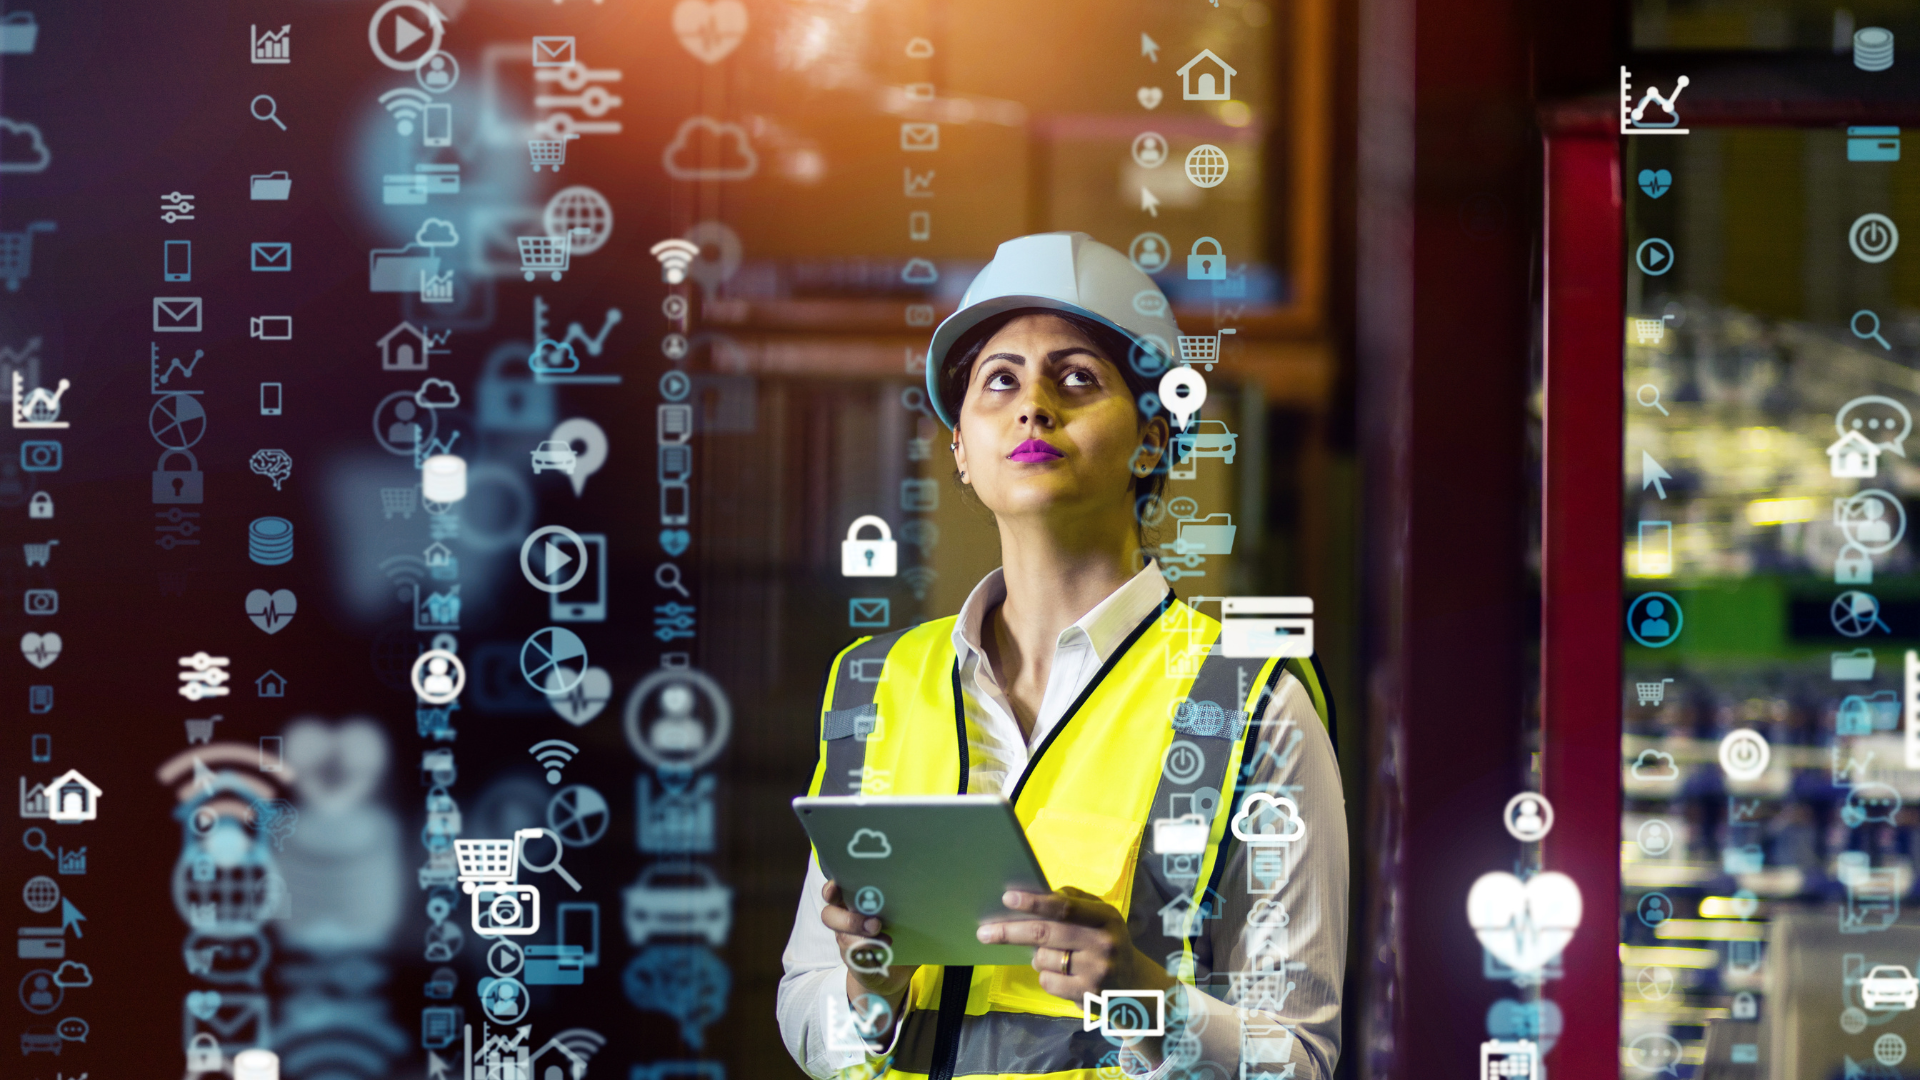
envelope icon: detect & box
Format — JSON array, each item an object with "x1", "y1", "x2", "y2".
[
  {"x1": 900, "y1": 123, "x2": 940, "y2": 152},
  {"x1": 250, "y1": 242, "x2": 291, "y2": 272},
  {"x1": 154, "y1": 296, "x2": 203, "y2": 332},
  {"x1": 533, "y1": 36, "x2": 576, "y2": 67},
  {"x1": 183, "y1": 991, "x2": 270, "y2": 1053},
  {"x1": 849, "y1": 598, "x2": 891, "y2": 629}
]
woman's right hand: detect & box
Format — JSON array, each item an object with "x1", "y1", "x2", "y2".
[{"x1": 822, "y1": 879, "x2": 918, "y2": 1020}]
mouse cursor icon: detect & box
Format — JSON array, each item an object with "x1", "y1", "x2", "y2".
[
  {"x1": 1141, "y1": 186, "x2": 1160, "y2": 217},
  {"x1": 60, "y1": 897, "x2": 85, "y2": 938},
  {"x1": 1642, "y1": 450, "x2": 1671, "y2": 499},
  {"x1": 427, "y1": 1051, "x2": 449, "y2": 1080},
  {"x1": 1142, "y1": 33, "x2": 1159, "y2": 62}
]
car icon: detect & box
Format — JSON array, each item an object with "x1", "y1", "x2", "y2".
[
  {"x1": 1174, "y1": 420, "x2": 1238, "y2": 464},
  {"x1": 530, "y1": 440, "x2": 578, "y2": 475},
  {"x1": 1863, "y1": 964, "x2": 1919, "y2": 1010},
  {"x1": 624, "y1": 864, "x2": 733, "y2": 947}
]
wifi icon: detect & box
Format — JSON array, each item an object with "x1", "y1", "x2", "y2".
[
  {"x1": 379, "y1": 88, "x2": 433, "y2": 137},
  {"x1": 650, "y1": 238, "x2": 700, "y2": 284},
  {"x1": 529, "y1": 739, "x2": 580, "y2": 785}
]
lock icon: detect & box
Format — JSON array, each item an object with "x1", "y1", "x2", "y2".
[
  {"x1": 187, "y1": 1032, "x2": 223, "y2": 1072},
  {"x1": 1187, "y1": 236, "x2": 1226, "y2": 280},
  {"x1": 28, "y1": 491, "x2": 52, "y2": 518},
  {"x1": 153, "y1": 448, "x2": 205, "y2": 504},
  {"x1": 476, "y1": 343, "x2": 557, "y2": 433},
  {"x1": 841, "y1": 515, "x2": 898, "y2": 577}
]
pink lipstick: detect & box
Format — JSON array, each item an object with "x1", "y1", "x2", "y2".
[{"x1": 1008, "y1": 439, "x2": 1064, "y2": 463}]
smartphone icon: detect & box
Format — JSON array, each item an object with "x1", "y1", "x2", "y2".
[
  {"x1": 661, "y1": 481, "x2": 689, "y2": 526},
  {"x1": 557, "y1": 902, "x2": 600, "y2": 966},
  {"x1": 552, "y1": 533, "x2": 607, "y2": 622},
  {"x1": 31, "y1": 734, "x2": 51, "y2": 762},
  {"x1": 260, "y1": 382, "x2": 283, "y2": 416},
  {"x1": 165, "y1": 239, "x2": 192, "y2": 282},
  {"x1": 423, "y1": 103, "x2": 452, "y2": 147},
  {"x1": 260, "y1": 736, "x2": 284, "y2": 772},
  {"x1": 1638, "y1": 520, "x2": 1673, "y2": 576}
]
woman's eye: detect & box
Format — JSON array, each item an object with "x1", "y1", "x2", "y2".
[
  {"x1": 986, "y1": 372, "x2": 1018, "y2": 391},
  {"x1": 1062, "y1": 369, "x2": 1095, "y2": 387}
]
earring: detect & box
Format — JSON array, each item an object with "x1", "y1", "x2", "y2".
[{"x1": 949, "y1": 443, "x2": 958, "y2": 451}]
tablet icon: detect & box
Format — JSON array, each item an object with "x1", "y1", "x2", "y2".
[{"x1": 848, "y1": 828, "x2": 891, "y2": 859}]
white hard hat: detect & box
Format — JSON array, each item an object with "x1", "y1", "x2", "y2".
[{"x1": 925, "y1": 232, "x2": 1180, "y2": 427}]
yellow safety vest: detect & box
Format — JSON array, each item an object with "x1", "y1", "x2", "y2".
[{"x1": 807, "y1": 596, "x2": 1333, "y2": 1080}]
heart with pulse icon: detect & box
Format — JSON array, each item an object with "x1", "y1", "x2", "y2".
[
  {"x1": 660, "y1": 530, "x2": 691, "y2": 557},
  {"x1": 1138, "y1": 87, "x2": 1163, "y2": 110},
  {"x1": 246, "y1": 589, "x2": 297, "y2": 634},
  {"x1": 1637, "y1": 168, "x2": 1672, "y2": 199},
  {"x1": 1465, "y1": 870, "x2": 1583, "y2": 973},
  {"x1": 20, "y1": 632, "x2": 61, "y2": 669},
  {"x1": 672, "y1": 0, "x2": 749, "y2": 64},
  {"x1": 186, "y1": 990, "x2": 222, "y2": 1020}
]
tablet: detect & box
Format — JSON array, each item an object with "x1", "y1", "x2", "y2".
[{"x1": 794, "y1": 794, "x2": 1051, "y2": 966}]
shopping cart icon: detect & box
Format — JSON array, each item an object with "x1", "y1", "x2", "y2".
[
  {"x1": 1635, "y1": 677, "x2": 1674, "y2": 706},
  {"x1": 185, "y1": 714, "x2": 223, "y2": 744},
  {"x1": 381, "y1": 486, "x2": 419, "y2": 519},
  {"x1": 22, "y1": 540, "x2": 56, "y2": 566},
  {"x1": 518, "y1": 227, "x2": 591, "y2": 282},
  {"x1": 1176, "y1": 327, "x2": 1236, "y2": 371},
  {"x1": 528, "y1": 134, "x2": 577, "y2": 172},
  {"x1": 1632, "y1": 316, "x2": 1673, "y2": 345},
  {"x1": 0, "y1": 221, "x2": 55, "y2": 291}
]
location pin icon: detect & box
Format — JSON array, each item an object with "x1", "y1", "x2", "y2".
[{"x1": 1159, "y1": 367, "x2": 1207, "y2": 430}]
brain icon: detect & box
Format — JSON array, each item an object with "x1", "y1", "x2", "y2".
[{"x1": 249, "y1": 449, "x2": 293, "y2": 490}]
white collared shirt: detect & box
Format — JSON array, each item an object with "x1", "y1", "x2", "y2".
[{"x1": 777, "y1": 562, "x2": 1347, "y2": 1080}]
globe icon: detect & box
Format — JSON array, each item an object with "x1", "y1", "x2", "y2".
[
  {"x1": 23, "y1": 875, "x2": 59, "y2": 913},
  {"x1": 1185, "y1": 144, "x2": 1230, "y2": 189},
  {"x1": 543, "y1": 186, "x2": 614, "y2": 256},
  {"x1": 1877, "y1": 1033, "x2": 1908, "y2": 1067}
]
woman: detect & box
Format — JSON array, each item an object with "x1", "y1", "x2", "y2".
[{"x1": 779, "y1": 233, "x2": 1347, "y2": 1080}]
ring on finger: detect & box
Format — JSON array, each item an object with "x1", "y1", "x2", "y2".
[{"x1": 1059, "y1": 949, "x2": 1072, "y2": 975}]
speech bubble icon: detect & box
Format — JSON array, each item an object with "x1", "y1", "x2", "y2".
[
  {"x1": 549, "y1": 418, "x2": 608, "y2": 497},
  {"x1": 1843, "y1": 782, "x2": 1904, "y2": 827},
  {"x1": 1837, "y1": 395, "x2": 1914, "y2": 457},
  {"x1": 56, "y1": 1016, "x2": 87, "y2": 1041},
  {"x1": 1629, "y1": 1033, "x2": 1683, "y2": 1076},
  {"x1": 1159, "y1": 367, "x2": 1207, "y2": 431},
  {"x1": 846, "y1": 937, "x2": 894, "y2": 975}
]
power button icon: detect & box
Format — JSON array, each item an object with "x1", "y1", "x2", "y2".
[{"x1": 1852, "y1": 213, "x2": 1900, "y2": 263}]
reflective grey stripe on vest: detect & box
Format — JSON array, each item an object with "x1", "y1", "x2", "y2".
[
  {"x1": 821, "y1": 631, "x2": 905, "y2": 796},
  {"x1": 894, "y1": 1010, "x2": 1117, "y2": 1076},
  {"x1": 1127, "y1": 644, "x2": 1275, "y2": 971}
]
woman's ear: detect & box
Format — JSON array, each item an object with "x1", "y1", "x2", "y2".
[
  {"x1": 1131, "y1": 415, "x2": 1170, "y2": 475},
  {"x1": 951, "y1": 425, "x2": 968, "y2": 483}
]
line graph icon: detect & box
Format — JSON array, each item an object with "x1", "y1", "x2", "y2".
[
  {"x1": 1620, "y1": 67, "x2": 1690, "y2": 135},
  {"x1": 529, "y1": 740, "x2": 579, "y2": 784}
]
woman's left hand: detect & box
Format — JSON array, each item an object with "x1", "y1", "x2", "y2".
[{"x1": 976, "y1": 886, "x2": 1176, "y2": 1001}]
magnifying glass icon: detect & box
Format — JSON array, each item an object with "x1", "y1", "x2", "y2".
[
  {"x1": 22, "y1": 827, "x2": 52, "y2": 860},
  {"x1": 1637, "y1": 384, "x2": 1669, "y2": 416},
  {"x1": 655, "y1": 563, "x2": 689, "y2": 597},
  {"x1": 513, "y1": 827, "x2": 581, "y2": 891},
  {"x1": 1854, "y1": 309, "x2": 1892, "y2": 350},
  {"x1": 251, "y1": 94, "x2": 287, "y2": 131},
  {"x1": 900, "y1": 387, "x2": 934, "y2": 419}
]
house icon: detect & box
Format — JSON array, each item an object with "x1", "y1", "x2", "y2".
[
  {"x1": 380, "y1": 322, "x2": 433, "y2": 371},
  {"x1": 1157, "y1": 889, "x2": 1224, "y2": 938},
  {"x1": 46, "y1": 768, "x2": 101, "y2": 823},
  {"x1": 1829, "y1": 430, "x2": 1882, "y2": 478},
  {"x1": 1178, "y1": 49, "x2": 1237, "y2": 101},
  {"x1": 531, "y1": 1036, "x2": 587, "y2": 1080},
  {"x1": 256, "y1": 669, "x2": 287, "y2": 698}
]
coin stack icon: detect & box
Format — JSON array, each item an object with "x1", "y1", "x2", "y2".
[
  {"x1": 1856, "y1": 26, "x2": 1895, "y2": 72},
  {"x1": 249, "y1": 516, "x2": 293, "y2": 565}
]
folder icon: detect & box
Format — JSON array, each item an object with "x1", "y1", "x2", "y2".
[
  {"x1": 249, "y1": 171, "x2": 291, "y2": 201},
  {"x1": 849, "y1": 598, "x2": 890, "y2": 628},
  {"x1": 900, "y1": 123, "x2": 940, "y2": 151},
  {"x1": 250, "y1": 242, "x2": 291, "y2": 271},
  {"x1": 369, "y1": 246, "x2": 441, "y2": 293},
  {"x1": 153, "y1": 296, "x2": 203, "y2": 333},
  {"x1": 1833, "y1": 648, "x2": 1876, "y2": 681}
]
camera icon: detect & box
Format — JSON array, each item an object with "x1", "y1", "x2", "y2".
[
  {"x1": 471, "y1": 883, "x2": 541, "y2": 936},
  {"x1": 23, "y1": 590, "x2": 57, "y2": 615},
  {"x1": 20, "y1": 441, "x2": 61, "y2": 472}
]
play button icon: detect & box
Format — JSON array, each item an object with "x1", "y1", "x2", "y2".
[
  {"x1": 521, "y1": 525, "x2": 589, "y2": 594},
  {"x1": 1635, "y1": 237, "x2": 1674, "y2": 277},
  {"x1": 369, "y1": 0, "x2": 445, "y2": 71}
]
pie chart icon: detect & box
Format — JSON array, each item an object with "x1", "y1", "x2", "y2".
[{"x1": 521, "y1": 627, "x2": 588, "y2": 695}]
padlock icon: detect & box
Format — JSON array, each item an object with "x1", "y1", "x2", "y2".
[
  {"x1": 476, "y1": 343, "x2": 557, "y2": 433},
  {"x1": 841, "y1": 515, "x2": 898, "y2": 577},
  {"x1": 1836, "y1": 545, "x2": 1874, "y2": 585},
  {"x1": 187, "y1": 1032, "x2": 224, "y2": 1072},
  {"x1": 1187, "y1": 237, "x2": 1227, "y2": 280},
  {"x1": 28, "y1": 491, "x2": 52, "y2": 518},
  {"x1": 153, "y1": 448, "x2": 205, "y2": 504}
]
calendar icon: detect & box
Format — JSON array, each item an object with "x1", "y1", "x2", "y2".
[{"x1": 1481, "y1": 1039, "x2": 1538, "y2": 1080}]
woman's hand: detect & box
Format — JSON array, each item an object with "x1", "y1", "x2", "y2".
[
  {"x1": 975, "y1": 887, "x2": 1177, "y2": 1001},
  {"x1": 821, "y1": 879, "x2": 918, "y2": 1024}
]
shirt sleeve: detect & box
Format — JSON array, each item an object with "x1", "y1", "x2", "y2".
[
  {"x1": 1181, "y1": 667, "x2": 1349, "y2": 1080},
  {"x1": 778, "y1": 853, "x2": 910, "y2": 1078}
]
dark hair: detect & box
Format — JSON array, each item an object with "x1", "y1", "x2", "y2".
[{"x1": 939, "y1": 307, "x2": 1170, "y2": 505}]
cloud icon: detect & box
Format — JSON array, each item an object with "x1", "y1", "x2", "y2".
[
  {"x1": 529, "y1": 339, "x2": 579, "y2": 374},
  {"x1": 663, "y1": 116, "x2": 759, "y2": 181},
  {"x1": 1630, "y1": 749, "x2": 1677, "y2": 782},
  {"x1": 1, "y1": 117, "x2": 51, "y2": 174},
  {"x1": 52, "y1": 960, "x2": 92, "y2": 987},
  {"x1": 415, "y1": 217, "x2": 460, "y2": 249},
  {"x1": 901, "y1": 257, "x2": 939, "y2": 285},
  {"x1": 847, "y1": 827, "x2": 891, "y2": 859},
  {"x1": 1231, "y1": 793, "x2": 1305, "y2": 843},
  {"x1": 415, "y1": 378, "x2": 460, "y2": 409}
]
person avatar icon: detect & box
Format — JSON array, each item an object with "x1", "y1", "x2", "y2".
[
  {"x1": 422, "y1": 656, "x2": 455, "y2": 698},
  {"x1": 1639, "y1": 599, "x2": 1672, "y2": 641},
  {"x1": 1638, "y1": 892, "x2": 1671, "y2": 927},
  {"x1": 1858, "y1": 498, "x2": 1892, "y2": 543},
  {"x1": 650, "y1": 684, "x2": 703, "y2": 752},
  {"x1": 388, "y1": 399, "x2": 419, "y2": 445},
  {"x1": 1514, "y1": 799, "x2": 1543, "y2": 835},
  {"x1": 23, "y1": 971, "x2": 54, "y2": 1009}
]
